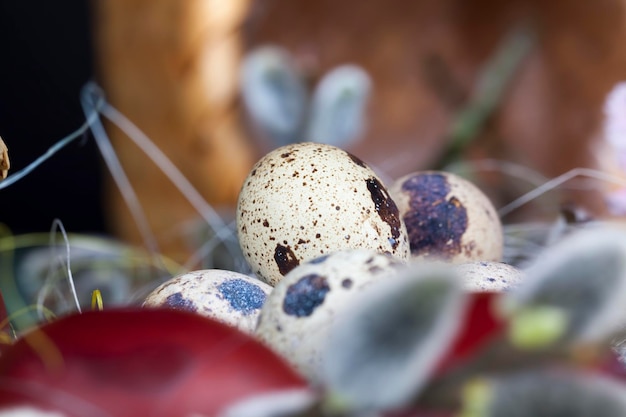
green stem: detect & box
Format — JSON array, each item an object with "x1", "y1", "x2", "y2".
[{"x1": 438, "y1": 25, "x2": 535, "y2": 169}]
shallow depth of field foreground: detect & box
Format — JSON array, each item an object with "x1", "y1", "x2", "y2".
[{"x1": 2, "y1": 1, "x2": 626, "y2": 416}]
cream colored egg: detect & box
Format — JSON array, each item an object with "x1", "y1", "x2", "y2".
[
  {"x1": 143, "y1": 269, "x2": 272, "y2": 334},
  {"x1": 456, "y1": 261, "x2": 523, "y2": 292},
  {"x1": 389, "y1": 171, "x2": 503, "y2": 263},
  {"x1": 255, "y1": 249, "x2": 406, "y2": 382},
  {"x1": 237, "y1": 142, "x2": 410, "y2": 286}
]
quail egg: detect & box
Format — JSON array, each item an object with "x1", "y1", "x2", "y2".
[
  {"x1": 143, "y1": 269, "x2": 272, "y2": 334},
  {"x1": 389, "y1": 171, "x2": 503, "y2": 262},
  {"x1": 237, "y1": 142, "x2": 410, "y2": 285},
  {"x1": 255, "y1": 249, "x2": 406, "y2": 382},
  {"x1": 455, "y1": 261, "x2": 523, "y2": 292}
]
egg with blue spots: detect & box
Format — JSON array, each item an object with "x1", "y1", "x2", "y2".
[
  {"x1": 143, "y1": 269, "x2": 272, "y2": 334},
  {"x1": 255, "y1": 249, "x2": 406, "y2": 382}
]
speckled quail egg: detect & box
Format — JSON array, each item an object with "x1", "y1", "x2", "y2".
[
  {"x1": 237, "y1": 142, "x2": 410, "y2": 286},
  {"x1": 255, "y1": 249, "x2": 406, "y2": 382},
  {"x1": 143, "y1": 269, "x2": 272, "y2": 334},
  {"x1": 389, "y1": 171, "x2": 503, "y2": 263},
  {"x1": 455, "y1": 261, "x2": 523, "y2": 292}
]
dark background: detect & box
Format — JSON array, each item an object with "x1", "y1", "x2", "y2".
[{"x1": 0, "y1": 1, "x2": 106, "y2": 235}]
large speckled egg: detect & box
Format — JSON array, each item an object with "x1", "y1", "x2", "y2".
[
  {"x1": 237, "y1": 142, "x2": 410, "y2": 286},
  {"x1": 456, "y1": 261, "x2": 523, "y2": 292},
  {"x1": 143, "y1": 269, "x2": 272, "y2": 334},
  {"x1": 255, "y1": 249, "x2": 406, "y2": 382},
  {"x1": 389, "y1": 171, "x2": 503, "y2": 263}
]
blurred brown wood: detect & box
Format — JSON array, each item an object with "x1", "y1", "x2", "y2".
[
  {"x1": 244, "y1": 0, "x2": 626, "y2": 216},
  {"x1": 95, "y1": 0, "x2": 626, "y2": 262},
  {"x1": 94, "y1": 0, "x2": 255, "y2": 263}
]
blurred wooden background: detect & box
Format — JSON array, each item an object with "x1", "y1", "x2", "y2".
[{"x1": 95, "y1": 0, "x2": 626, "y2": 263}]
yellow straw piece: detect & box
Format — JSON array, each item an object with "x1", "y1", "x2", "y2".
[
  {"x1": 23, "y1": 328, "x2": 65, "y2": 372},
  {"x1": 0, "y1": 331, "x2": 13, "y2": 345},
  {"x1": 91, "y1": 289, "x2": 103, "y2": 311},
  {"x1": 0, "y1": 305, "x2": 56, "y2": 335}
]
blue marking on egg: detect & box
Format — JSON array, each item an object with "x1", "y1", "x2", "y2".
[
  {"x1": 283, "y1": 273, "x2": 330, "y2": 317},
  {"x1": 308, "y1": 254, "x2": 330, "y2": 265},
  {"x1": 218, "y1": 278, "x2": 267, "y2": 315},
  {"x1": 165, "y1": 292, "x2": 197, "y2": 312}
]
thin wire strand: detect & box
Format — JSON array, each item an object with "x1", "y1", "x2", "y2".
[
  {"x1": 447, "y1": 158, "x2": 550, "y2": 188},
  {"x1": 49, "y1": 219, "x2": 81, "y2": 313},
  {"x1": 181, "y1": 219, "x2": 247, "y2": 272},
  {"x1": 0, "y1": 111, "x2": 99, "y2": 190},
  {"x1": 80, "y1": 83, "x2": 163, "y2": 269},
  {"x1": 498, "y1": 168, "x2": 626, "y2": 217},
  {"x1": 93, "y1": 86, "x2": 242, "y2": 268}
]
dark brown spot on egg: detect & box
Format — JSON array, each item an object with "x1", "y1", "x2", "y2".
[
  {"x1": 274, "y1": 244, "x2": 300, "y2": 275},
  {"x1": 400, "y1": 173, "x2": 468, "y2": 259},
  {"x1": 464, "y1": 241, "x2": 477, "y2": 257},
  {"x1": 366, "y1": 177, "x2": 402, "y2": 249},
  {"x1": 346, "y1": 151, "x2": 367, "y2": 168},
  {"x1": 263, "y1": 220, "x2": 269, "y2": 227},
  {"x1": 341, "y1": 278, "x2": 353, "y2": 289}
]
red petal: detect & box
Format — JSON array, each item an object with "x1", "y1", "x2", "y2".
[
  {"x1": 435, "y1": 291, "x2": 505, "y2": 374},
  {"x1": 0, "y1": 308, "x2": 306, "y2": 417},
  {"x1": 596, "y1": 350, "x2": 626, "y2": 382}
]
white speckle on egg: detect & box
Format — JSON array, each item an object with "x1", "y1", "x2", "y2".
[
  {"x1": 143, "y1": 269, "x2": 272, "y2": 334},
  {"x1": 237, "y1": 142, "x2": 410, "y2": 286},
  {"x1": 389, "y1": 170, "x2": 503, "y2": 263},
  {"x1": 456, "y1": 261, "x2": 523, "y2": 292},
  {"x1": 255, "y1": 249, "x2": 406, "y2": 382}
]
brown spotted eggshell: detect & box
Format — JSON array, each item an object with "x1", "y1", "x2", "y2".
[
  {"x1": 455, "y1": 261, "x2": 523, "y2": 292},
  {"x1": 142, "y1": 269, "x2": 272, "y2": 334},
  {"x1": 389, "y1": 171, "x2": 503, "y2": 263},
  {"x1": 255, "y1": 249, "x2": 406, "y2": 382},
  {"x1": 237, "y1": 142, "x2": 410, "y2": 286}
]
